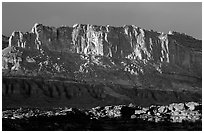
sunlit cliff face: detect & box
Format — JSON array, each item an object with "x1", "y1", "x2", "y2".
[
  {"x1": 7, "y1": 23, "x2": 201, "y2": 78},
  {"x1": 2, "y1": 23, "x2": 202, "y2": 110}
]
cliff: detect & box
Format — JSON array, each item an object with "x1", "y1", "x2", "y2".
[
  {"x1": 2, "y1": 23, "x2": 202, "y2": 108},
  {"x1": 6, "y1": 23, "x2": 202, "y2": 78}
]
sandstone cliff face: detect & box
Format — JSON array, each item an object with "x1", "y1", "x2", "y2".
[
  {"x1": 2, "y1": 23, "x2": 202, "y2": 110},
  {"x1": 9, "y1": 31, "x2": 37, "y2": 49},
  {"x1": 7, "y1": 23, "x2": 202, "y2": 78},
  {"x1": 3, "y1": 23, "x2": 202, "y2": 94}
]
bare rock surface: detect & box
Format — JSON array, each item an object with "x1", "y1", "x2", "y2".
[
  {"x1": 2, "y1": 102, "x2": 202, "y2": 131},
  {"x1": 2, "y1": 23, "x2": 202, "y2": 131},
  {"x1": 2, "y1": 23, "x2": 202, "y2": 109},
  {"x1": 5, "y1": 24, "x2": 202, "y2": 78}
]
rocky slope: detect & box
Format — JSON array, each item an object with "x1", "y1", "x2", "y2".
[
  {"x1": 2, "y1": 77, "x2": 201, "y2": 109},
  {"x1": 2, "y1": 23, "x2": 202, "y2": 109}
]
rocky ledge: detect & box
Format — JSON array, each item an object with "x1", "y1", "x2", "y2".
[{"x1": 2, "y1": 102, "x2": 202, "y2": 130}]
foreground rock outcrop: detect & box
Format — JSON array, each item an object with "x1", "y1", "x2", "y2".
[{"x1": 2, "y1": 102, "x2": 202, "y2": 130}]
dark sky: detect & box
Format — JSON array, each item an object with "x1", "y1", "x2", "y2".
[{"x1": 2, "y1": 2, "x2": 202, "y2": 39}]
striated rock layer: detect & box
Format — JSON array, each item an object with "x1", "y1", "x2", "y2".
[{"x1": 2, "y1": 77, "x2": 201, "y2": 109}]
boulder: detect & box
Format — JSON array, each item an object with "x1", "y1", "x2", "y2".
[{"x1": 185, "y1": 102, "x2": 199, "y2": 111}]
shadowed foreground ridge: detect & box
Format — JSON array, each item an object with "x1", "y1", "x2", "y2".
[{"x1": 2, "y1": 23, "x2": 202, "y2": 130}]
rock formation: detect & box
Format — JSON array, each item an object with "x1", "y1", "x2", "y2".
[
  {"x1": 2, "y1": 23, "x2": 202, "y2": 109},
  {"x1": 6, "y1": 23, "x2": 202, "y2": 77},
  {"x1": 4, "y1": 23, "x2": 202, "y2": 78},
  {"x1": 2, "y1": 23, "x2": 202, "y2": 131},
  {"x1": 2, "y1": 102, "x2": 202, "y2": 130}
]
